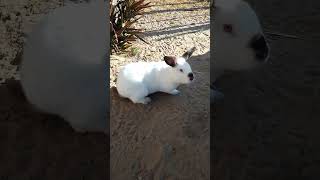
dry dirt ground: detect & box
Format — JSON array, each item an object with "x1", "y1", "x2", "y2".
[
  {"x1": 110, "y1": 0, "x2": 210, "y2": 179},
  {"x1": 213, "y1": 0, "x2": 320, "y2": 179}
]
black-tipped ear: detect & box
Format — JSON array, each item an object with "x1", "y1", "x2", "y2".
[
  {"x1": 182, "y1": 47, "x2": 196, "y2": 60},
  {"x1": 164, "y1": 56, "x2": 177, "y2": 67}
]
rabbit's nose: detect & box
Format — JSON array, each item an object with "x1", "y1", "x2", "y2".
[
  {"x1": 250, "y1": 34, "x2": 269, "y2": 61},
  {"x1": 188, "y1": 73, "x2": 194, "y2": 81}
]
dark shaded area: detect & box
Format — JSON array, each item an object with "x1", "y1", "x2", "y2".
[
  {"x1": 212, "y1": 0, "x2": 320, "y2": 179},
  {"x1": 0, "y1": 81, "x2": 109, "y2": 179}
]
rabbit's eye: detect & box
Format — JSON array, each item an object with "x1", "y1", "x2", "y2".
[
  {"x1": 179, "y1": 69, "x2": 183, "y2": 72},
  {"x1": 223, "y1": 24, "x2": 233, "y2": 33}
]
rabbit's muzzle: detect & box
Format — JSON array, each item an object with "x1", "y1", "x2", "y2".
[{"x1": 250, "y1": 34, "x2": 269, "y2": 61}]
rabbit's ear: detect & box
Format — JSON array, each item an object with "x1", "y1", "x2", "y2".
[
  {"x1": 164, "y1": 56, "x2": 177, "y2": 67},
  {"x1": 182, "y1": 47, "x2": 196, "y2": 60}
]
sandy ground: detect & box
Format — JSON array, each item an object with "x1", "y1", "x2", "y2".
[
  {"x1": 110, "y1": 0, "x2": 210, "y2": 179},
  {"x1": 213, "y1": 0, "x2": 320, "y2": 179},
  {"x1": 110, "y1": 53, "x2": 210, "y2": 179}
]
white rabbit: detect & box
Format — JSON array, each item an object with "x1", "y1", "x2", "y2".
[
  {"x1": 116, "y1": 47, "x2": 196, "y2": 104},
  {"x1": 211, "y1": 0, "x2": 270, "y2": 103},
  {"x1": 19, "y1": 0, "x2": 109, "y2": 133}
]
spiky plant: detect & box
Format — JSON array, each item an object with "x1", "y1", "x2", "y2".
[{"x1": 110, "y1": 0, "x2": 151, "y2": 53}]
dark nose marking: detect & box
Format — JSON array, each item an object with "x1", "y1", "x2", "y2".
[
  {"x1": 188, "y1": 73, "x2": 194, "y2": 81},
  {"x1": 250, "y1": 34, "x2": 269, "y2": 60}
]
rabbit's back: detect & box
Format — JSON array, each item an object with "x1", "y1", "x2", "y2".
[
  {"x1": 116, "y1": 61, "x2": 163, "y2": 98},
  {"x1": 119, "y1": 62, "x2": 156, "y2": 81}
]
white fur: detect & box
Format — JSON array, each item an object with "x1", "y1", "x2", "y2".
[
  {"x1": 20, "y1": 0, "x2": 109, "y2": 133},
  {"x1": 116, "y1": 56, "x2": 194, "y2": 104},
  {"x1": 211, "y1": 0, "x2": 270, "y2": 103},
  {"x1": 215, "y1": 0, "x2": 241, "y2": 11}
]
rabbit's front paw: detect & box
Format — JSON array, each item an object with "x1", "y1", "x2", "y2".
[
  {"x1": 132, "y1": 97, "x2": 151, "y2": 104},
  {"x1": 169, "y1": 89, "x2": 180, "y2": 95},
  {"x1": 142, "y1": 97, "x2": 151, "y2": 104},
  {"x1": 71, "y1": 124, "x2": 88, "y2": 133}
]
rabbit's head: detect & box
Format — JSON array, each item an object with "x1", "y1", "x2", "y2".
[
  {"x1": 213, "y1": 0, "x2": 269, "y2": 71},
  {"x1": 164, "y1": 47, "x2": 196, "y2": 84}
]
